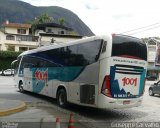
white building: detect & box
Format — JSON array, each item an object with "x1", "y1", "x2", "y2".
[
  {"x1": 147, "y1": 38, "x2": 160, "y2": 80},
  {"x1": 0, "y1": 21, "x2": 38, "y2": 51},
  {"x1": 0, "y1": 21, "x2": 83, "y2": 51},
  {"x1": 35, "y1": 23, "x2": 82, "y2": 46}
]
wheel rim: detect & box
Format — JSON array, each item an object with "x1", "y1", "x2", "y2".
[
  {"x1": 19, "y1": 83, "x2": 23, "y2": 92},
  {"x1": 59, "y1": 93, "x2": 65, "y2": 105},
  {"x1": 149, "y1": 89, "x2": 152, "y2": 95},
  {"x1": 20, "y1": 86, "x2": 23, "y2": 91}
]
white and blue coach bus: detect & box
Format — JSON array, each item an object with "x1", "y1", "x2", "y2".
[{"x1": 12, "y1": 34, "x2": 147, "y2": 109}]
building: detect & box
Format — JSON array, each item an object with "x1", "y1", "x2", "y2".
[
  {"x1": 0, "y1": 21, "x2": 83, "y2": 51},
  {"x1": 35, "y1": 23, "x2": 82, "y2": 46},
  {"x1": 147, "y1": 38, "x2": 160, "y2": 80},
  {"x1": 0, "y1": 21, "x2": 39, "y2": 51},
  {"x1": 35, "y1": 22, "x2": 74, "y2": 35}
]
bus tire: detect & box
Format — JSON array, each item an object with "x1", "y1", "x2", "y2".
[
  {"x1": 19, "y1": 81, "x2": 24, "y2": 92},
  {"x1": 57, "y1": 89, "x2": 67, "y2": 107}
]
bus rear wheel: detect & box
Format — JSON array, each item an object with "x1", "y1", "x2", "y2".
[
  {"x1": 57, "y1": 89, "x2": 67, "y2": 107},
  {"x1": 19, "y1": 81, "x2": 24, "y2": 92}
]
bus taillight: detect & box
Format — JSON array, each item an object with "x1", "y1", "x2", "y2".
[{"x1": 101, "y1": 75, "x2": 112, "y2": 97}]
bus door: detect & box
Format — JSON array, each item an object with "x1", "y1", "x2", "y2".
[{"x1": 23, "y1": 67, "x2": 33, "y2": 91}]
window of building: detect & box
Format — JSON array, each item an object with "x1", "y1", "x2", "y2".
[
  {"x1": 16, "y1": 36, "x2": 21, "y2": 41},
  {"x1": 29, "y1": 47, "x2": 35, "y2": 50},
  {"x1": 19, "y1": 47, "x2": 28, "y2": 51},
  {"x1": 47, "y1": 29, "x2": 52, "y2": 33},
  {"x1": 32, "y1": 36, "x2": 38, "y2": 42},
  {"x1": 17, "y1": 29, "x2": 26, "y2": 34},
  {"x1": 7, "y1": 45, "x2": 15, "y2": 51},
  {"x1": 6, "y1": 35, "x2": 15, "y2": 40},
  {"x1": 61, "y1": 31, "x2": 64, "y2": 34},
  {"x1": 16, "y1": 36, "x2": 38, "y2": 42},
  {"x1": 58, "y1": 31, "x2": 65, "y2": 34}
]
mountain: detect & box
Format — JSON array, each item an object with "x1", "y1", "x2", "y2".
[{"x1": 0, "y1": 0, "x2": 94, "y2": 36}]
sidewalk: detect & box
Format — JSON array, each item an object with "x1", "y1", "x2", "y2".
[
  {"x1": 0, "y1": 99, "x2": 87, "y2": 128},
  {"x1": 0, "y1": 99, "x2": 26, "y2": 116}
]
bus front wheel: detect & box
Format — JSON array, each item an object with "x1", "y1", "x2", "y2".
[
  {"x1": 19, "y1": 81, "x2": 24, "y2": 92},
  {"x1": 57, "y1": 89, "x2": 67, "y2": 107}
]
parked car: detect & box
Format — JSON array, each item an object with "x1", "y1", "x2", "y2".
[
  {"x1": 149, "y1": 81, "x2": 160, "y2": 96},
  {"x1": 1, "y1": 69, "x2": 14, "y2": 76},
  {"x1": 0, "y1": 70, "x2": 2, "y2": 75},
  {"x1": 146, "y1": 75, "x2": 157, "y2": 81},
  {"x1": 0, "y1": 70, "x2": 5, "y2": 75}
]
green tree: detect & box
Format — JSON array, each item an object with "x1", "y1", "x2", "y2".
[
  {"x1": 58, "y1": 18, "x2": 65, "y2": 25},
  {"x1": 36, "y1": 13, "x2": 54, "y2": 23},
  {"x1": 30, "y1": 13, "x2": 54, "y2": 34}
]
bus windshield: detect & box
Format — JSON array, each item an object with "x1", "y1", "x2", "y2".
[{"x1": 112, "y1": 35, "x2": 147, "y2": 61}]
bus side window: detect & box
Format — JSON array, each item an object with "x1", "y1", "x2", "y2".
[
  {"x1": 24, "y1": 63, "x2": 33, "y2": 68},
  {"x1": 77, "y1": 40, "x2": 102, "y2": 64},
  {"x1": 101, "y1": 41, "x2": 107, "y2": 53}
]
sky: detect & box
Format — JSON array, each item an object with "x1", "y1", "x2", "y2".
[{"x1": 20, "y1": 0, "x2": 160, "y2": 38}]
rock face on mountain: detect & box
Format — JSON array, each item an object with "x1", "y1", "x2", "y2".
[{"x1": 0, "y1": 0, "x2": 94, "y2": 36}]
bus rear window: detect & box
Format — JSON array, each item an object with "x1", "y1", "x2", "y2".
[{"x1": 112, "y1": 35, "x2": 147, "y2": 61}]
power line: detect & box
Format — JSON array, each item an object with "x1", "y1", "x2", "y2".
[
  {"x1": 121, "y1": 22, "x2": 160, "y2": 34},
  {"x1": 126, "y1": 25, "x2": 160, "y2": 35}
]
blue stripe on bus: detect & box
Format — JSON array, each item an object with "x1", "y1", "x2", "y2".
[{"x1": 31, "y1": 66, "x2": 84, "y2": 93}]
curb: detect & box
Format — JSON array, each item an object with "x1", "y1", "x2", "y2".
[{"x1": 0, "y1": 102, "x2": 27, "y2": 116}]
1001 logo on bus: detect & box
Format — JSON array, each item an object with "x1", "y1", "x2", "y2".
[
  {"x1": 35, "y1": 69, "x2": 48, "y2": 83},
  {"x1": 122, "y1": 77, "x2": 137, "y2": 86}
]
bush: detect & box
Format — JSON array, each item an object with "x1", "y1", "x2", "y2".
[
  {"x1": 0, "y1": 51, "x2": 21, "y2": 59},
  {"x1": 0, "y1": 51, "x2": 21, "y2": 70}
]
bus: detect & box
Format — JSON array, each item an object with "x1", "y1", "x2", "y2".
[{"x1": 12, "y1": 34, "x2": 147, "y2": 109}]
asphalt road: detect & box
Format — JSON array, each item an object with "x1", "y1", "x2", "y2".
[{"x1": 0, "y1": 76, "x2": 160, "y2": 128}]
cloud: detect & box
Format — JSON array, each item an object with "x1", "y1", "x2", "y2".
[
  {"x1": 85, "y1": 4, "x2": 99, "y2": 10},
  {"x1": 20, "y1": 0, "x2": 160, "y2": 38},
  {"x1": 112, "y1": 13, "x2": 133, "y2": 20}
]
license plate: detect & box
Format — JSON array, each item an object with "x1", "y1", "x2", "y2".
[{"x1": 123, "y1": 100, "x2": 130, "y2": 105}]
